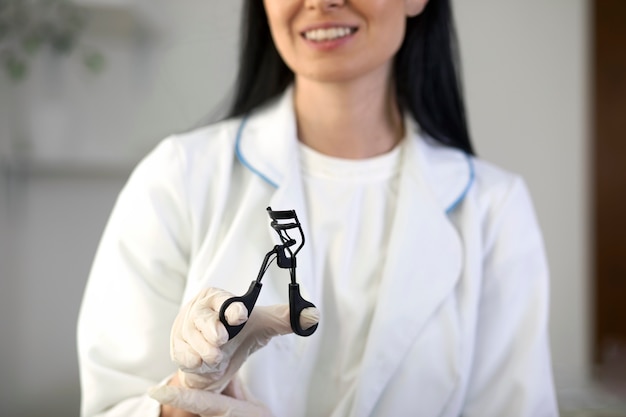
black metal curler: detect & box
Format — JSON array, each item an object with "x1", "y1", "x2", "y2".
[{"x1": 218, "y1": 207, "x2": 319, "y2": 340}]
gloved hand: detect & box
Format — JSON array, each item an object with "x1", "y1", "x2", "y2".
[
  {"x1": 170, "y1": 287, "x2": 319, "y2": 393},
  {"x1": 150, "y1": 373, "x2": 272, "y2": 417}
]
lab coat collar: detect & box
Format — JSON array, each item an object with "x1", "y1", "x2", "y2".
[
  {"x1": 236, "y1": 86, "x2": 473, "y2": 213},
  {"x1": 234, "y1": 88, "x2": 298, "y2": 190}
]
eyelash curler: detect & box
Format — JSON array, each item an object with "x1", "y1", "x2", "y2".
[{"x1": 218, "y1": 207, "x2": 319, "y2": 340}]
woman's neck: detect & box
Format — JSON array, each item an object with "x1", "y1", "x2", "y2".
[{"x1": 293, "y1": 75, "x2": 404, "y2": 159}]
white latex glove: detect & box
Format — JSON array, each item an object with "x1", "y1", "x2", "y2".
[
  {"x1": 171, "y1": 287, "x2": 319, "y2": 392},
  {"x1": 150, "y1": 374, "x2": 272, "y2": 417}
]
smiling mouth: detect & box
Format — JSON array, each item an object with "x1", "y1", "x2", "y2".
[{"x1": 302, "y1": 27, "x2": 358, "y2": 42}]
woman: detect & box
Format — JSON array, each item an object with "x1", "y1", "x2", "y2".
[{"x1": 77, "y1": 0, "x2": 559, "y2": 416}]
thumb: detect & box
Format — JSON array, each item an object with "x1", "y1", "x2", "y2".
[
  {"x1": 250, "y1": 304, "x2": 320, "y2": 337},
  {"x1": 299, "y1": 306, "x2": 321, "y2": 330}
]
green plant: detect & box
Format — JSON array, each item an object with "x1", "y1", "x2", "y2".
[{"x1": 0, "y1": 0, "x2": 104, "y2": 82}]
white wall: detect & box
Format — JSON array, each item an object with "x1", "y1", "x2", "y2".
[{"x1": 0, "y1": 0, "x2": 609, "y2": 415}]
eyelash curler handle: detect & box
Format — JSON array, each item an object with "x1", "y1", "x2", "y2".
[
  {"x1": 289, "y1": 283, "x2": 318, "y2": 337},
  {"x1": 219, "y1": 207, "x2": 318, "y2": 340},
  {"x1": 218, "y1": 280, "x2": 262, "y2": 340}
]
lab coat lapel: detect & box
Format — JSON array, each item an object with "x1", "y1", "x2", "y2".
[{"x1": 353, "y1": 134, "x2": 464, "y2": 417}]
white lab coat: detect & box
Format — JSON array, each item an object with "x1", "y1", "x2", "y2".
[{"x1": 77, "y1": 88, "x2": 558, "y2": 417}]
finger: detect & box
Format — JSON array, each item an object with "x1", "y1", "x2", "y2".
[
  {"x1": 191, "y1": 301, "x2": 245, "y2": 347},
  {"x1": 199, "y1": 288, "x2": 249, "y2": 327},
  {"x1": 246, "y1": 305, "x2": 320, "y2": 339},
  {"x1": 249, "y1": 304, "x2": 292, "y2": 336},
  {"x1": 224, "y1": 302, "x2": 248, "y2": 326},
  {"x1": 180, "y1": 290, "x2": 229, "y2": 362},
  {"x1": 149, "y1": 385, "x2": 269, "y2": 417},
  {"x1": 171, "y1": 335, "x2": 203, "y2": 371},
  {"x1": 181, "y1": 309, "x2": 224, "y2": 365},
  {"x1": 193, "y1": 310, "x2": 229, "y2": 346},
  {"x1": 201, "y1": 288, "x2": 237, "y2": 315},
  {"x1": 171, "y1": 290, "x2": 217, "y2": 369},
  {"x1": 299, "y1": 307, "x2": 320, "y2": 330}
]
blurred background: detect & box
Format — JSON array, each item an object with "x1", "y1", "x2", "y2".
[{"x1": 0, "y1": 0, "x2": 624, "y2": 416}]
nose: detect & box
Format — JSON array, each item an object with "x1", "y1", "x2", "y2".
[{"x1": 305, "y1": 0, "x2": 345, "y2": 11}]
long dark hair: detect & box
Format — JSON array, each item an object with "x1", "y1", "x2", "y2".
[{"x1": 227, "y1": 0, "x2": 474, "y2": 155}]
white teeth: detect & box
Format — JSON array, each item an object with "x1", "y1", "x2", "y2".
[{"x1": 304, "y1": 27, "x2": 354, "y2": 42}]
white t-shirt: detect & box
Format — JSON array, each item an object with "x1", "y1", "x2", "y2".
[{"x1": 298, "y1": 141, "x2": 403, "y2": 417}]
